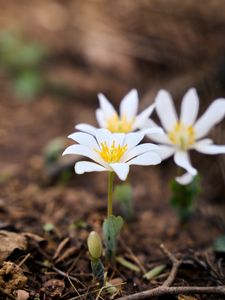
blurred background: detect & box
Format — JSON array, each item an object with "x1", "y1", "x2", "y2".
[{"x1": 0, "y1": 0, "x2": 225, "y2": 246}]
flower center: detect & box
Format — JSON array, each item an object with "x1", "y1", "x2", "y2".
[
  {"x1": 95, "y1": 141, "x2": 128, "y2": 163},
  {"x1": 168, "y1": 122, "x2": 195, "y2": 150},
  {"x1": 106, "y1": 114, "x2": 134, "y2": 133}
]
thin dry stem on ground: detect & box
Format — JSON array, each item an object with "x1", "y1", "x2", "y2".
[{"x1": 117, "y1": 244, "x2": 225, "y2": 300}]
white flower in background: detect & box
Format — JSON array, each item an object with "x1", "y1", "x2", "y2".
[
  {"x1": 76, "y1": 89, "x2": 155, "y2": 134},
  {"x1": 62, "y1": 128, "x2": 161, "y2": 181},
  {"x1": 145, "y1": 88, "x2": 225, "y2": 184}
]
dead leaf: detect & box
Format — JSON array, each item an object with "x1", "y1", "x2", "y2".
[
  {"x1": 0, "y1": 231, "x2": 27, "y2": 264},
  {"x1": 22, "y1": 232, "x2": 46, "y2": 246}
]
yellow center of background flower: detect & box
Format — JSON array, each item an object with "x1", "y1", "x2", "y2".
[
  {"x1": 95, "y1": 141, "x2": 127, "y2": 163},
  {"x1": 106, "y1": 114, "x2": 134, "y2": 133},
  {"x1": 168, "y1": 122, "x2": 195, "y2": 150}
]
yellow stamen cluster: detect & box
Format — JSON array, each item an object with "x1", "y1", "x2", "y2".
[
  {"x1": 168, "y1": 122, "x2": 195, "y2": 150},
  {"x1": 95, "y1": 141, "x2": 127, "y2": 163},
  {"x1": 106, "y1": 114, "x2": 134, "y2": 133}
]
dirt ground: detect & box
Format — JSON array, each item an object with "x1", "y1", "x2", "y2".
[{"x1": 0, "y1": 1, "x2": 225, "y2": 300}]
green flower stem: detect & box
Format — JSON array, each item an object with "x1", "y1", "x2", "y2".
[{"x1": 107, "y1": 171, "x2": 115, "y2": 217}]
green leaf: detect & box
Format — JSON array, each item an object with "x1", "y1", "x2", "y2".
[
  {"x1": 169, "y1": 175, "x2": 200, "y2": 221},
  {"x1": 116, "y1": 256, "x2": 140, "y2": 272},
  {"x1": 103, "y1": 215, "x2": 123, "y2": 261},
  {"x1": 114, "y1": 183, "x2": 134, "y2": 220},
  {"x1": 143, "y1": 264, "x2": 167, "y2": 280},
  {"x1": 213, "y1": 235, "x2": 225, "y2": 253},
  {"x1": 114, "y1": 183, "x2": 133, "y2": 203}
]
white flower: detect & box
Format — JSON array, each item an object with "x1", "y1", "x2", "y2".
[
  {"x1": 62, "y1": 128, "x2": 161, "y2": 181},
  {"x1": 76, "y1": 89, "x2": 155, "y2": 134},
  {"x1": 145, "y1": 88, "x2": 225, "y2": 184}
]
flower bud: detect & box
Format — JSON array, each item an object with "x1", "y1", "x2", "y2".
[{"x1": 87, "y1": 231, "x2": 102, "y2": 259}]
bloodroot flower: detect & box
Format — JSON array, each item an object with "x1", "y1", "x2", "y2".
[
  {"x1": 76, "y1": 89, "x2": 155, "y2": 134},
  {"x1": 63, "y1": 129, "x2": 161, "y2": 181},
  {"x1": 145, "y1": 88, "x2": 225, "y2": 184}
]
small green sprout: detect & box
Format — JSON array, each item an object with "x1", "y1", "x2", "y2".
[
  {"x1": 87, "y1": 231, "x2": 102, "y2": 260},
  {"x1": 87, "y1": 231, "x2": 104, "y2": 286}
]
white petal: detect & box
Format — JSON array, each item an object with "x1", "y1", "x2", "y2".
[
  {"x1": 98, "y1": 93, "x2": 117, "y2": 118},
  {"x1": 123, "y1": 132, "x2": 145, "y2": 150},
  {"x1": 155, "y1": 89, "x2": 178, "y2": 132},
  {"x1": 62, "y1": 144, "x2": 97, "y2": 161},
  {"x1": 68, "y1": 132, "x2": 99, "y2": 150},
  {"x1": 110, "y1": 163, "x2": 130, "y2": 181},
  {"x1": 95, "y1": 128, "x2": 111, "y2": 146},
  {"x1": 174, "y1": 151, "x2": 197, "y2": 176},
  {"x1": 123, "y1": 143, "x2": 159, "y2": 162},
  {"x1": 180, "y1": 88, "x2": 199, "y2": 126},
  {"x1": 127, "y1": 152, "x2": 161, "y2": 166},
  {"x1": 75, "y1": 123, "x2": 97, "y2": 134},
  {"x1": 75, "y1": 161, "x2": 106, "y2": 174},
  {"x1": 192, "y1": 138, "x2": 213, "y2": 147},
  {"x1": 194, "y1": 143, "x2": 225, "y2": 154},
  {"x1": 142, "y1": 126, "x2": 164, "y2": 136},
  {"x1": 194, "y1": 98, "x2": 225, "y2": 139},
  {"x1": 145, "y1": 119, "x2": 172, "y2": 144},
  {"x1": 175, "y1": 172, "x2": 194, "y2": 185},
  {"x1": 133, "y1": 103, "x2": 155, "y2": 129},
  {"x1": 96, "y1": 109, "x2": 106, "y2": 128},
  {"x1": 119, "y1": 89, "x2": 138, "y2": 120},
  {"x1": 109, "y1": 133, "x2": 125, "y2": 147},
  {"x1": 157, "y1": 145, "x2": 175, "y2": 160}
]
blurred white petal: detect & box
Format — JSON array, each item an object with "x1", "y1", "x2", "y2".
[
  {"x1": 133, "y1": 103, "x2": 155, "y2": 129},
  {"x1": 155, "y1": 89, "x2": 178, "y2": 131},
  {"x1": 145, "y1": 119, "x2": 172, "y2": 144},
  {"x1": 194, "y1": 144, "x2": 225, "y2": 154},
  {"x1": 96, "y1": 109, "x2": 106, "y2": 127},
  {"x1": 98, "y1": 93, "x2": 117, "y2": 117},
  {"x1": 194, "y1": 98, "x2": 225, "y2": 139},
  {"x1": 180, "y1": 88, "x2": 199, "y2": 126},
  {"x1": 120, "y1": 89, "x2": 138, "y2": 120},
  {"x1": 175, "y1": 172, "x2": 194, "y2": 185},
  {"x1": 174, "y1": 151, "x2": 197, "y2": 176},
  {"x1": 157, "y1": 145, "x2": 175, "y2": 160}
]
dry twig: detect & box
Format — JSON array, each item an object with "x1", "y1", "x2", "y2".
[
  {"x1": 117, "y1": 244, "x2": 225, "y2": 300},
  {"x1": 117, "y1": 286, "x2": 225, "y2": 299}
]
